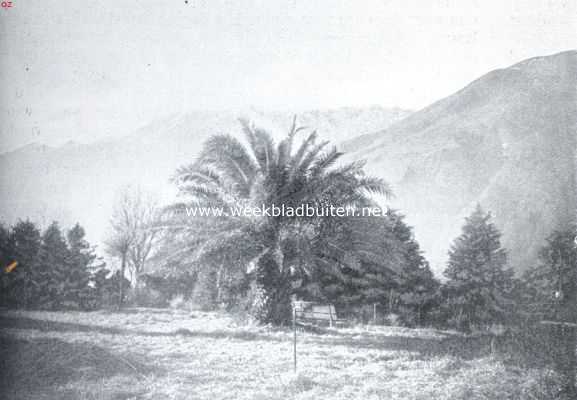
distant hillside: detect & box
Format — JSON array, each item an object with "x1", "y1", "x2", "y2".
[
  {"x1": 342, "y1": 51, "x2": 577, "y2": 275},
  {"x1": 0, "y1": 106, "x2": 411, "y2": 252}
]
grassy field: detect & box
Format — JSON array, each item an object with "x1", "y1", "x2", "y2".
[{"x1": 0, "y1": 308, "x2": 563, "y2": 399}]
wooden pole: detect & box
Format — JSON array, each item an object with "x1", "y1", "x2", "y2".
[
  {"x1": 373, "y1": 303, "x2": 377, "y2": 324},
  {"x1": 329, "y1": 306, "x2": 333, "y2": 328},
  {"x1": 545, "y1": 323, "x2": 577, "y2": 398},
  {"x1": 293, "y1": 306, "x2": 297, "y2": 373}
]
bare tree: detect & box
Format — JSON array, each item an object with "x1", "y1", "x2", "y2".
[
  {"x1": 106, "y1": 186, "x2": 160, "y2": 307},
  {"x1": 127, "y1": 191, "x2": 160, "y2": 289}
]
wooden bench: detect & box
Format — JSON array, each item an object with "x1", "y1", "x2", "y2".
[{"x1": 293, "y1": 301, "x2": 345, "y2": 327}]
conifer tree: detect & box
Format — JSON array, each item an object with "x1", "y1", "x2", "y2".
[
  {"x1": 299, "y1": 210, "x2": 438, "y2": 325},
  {"x1": 9, "y1": 220, "x2": 42, "y2": 308},
  {"x1": 522, "y1": 229, "x2": 577, "y2": 322},
  {"x1": 0, "y1": 223, "x2": 14, "y2": 306},
  {"x1": 65, "y1": 223, "x2": 98, "y2": 309},
  {"x1": 0, "y1": 223, "x2": 11, "y2": 265},
  {"x1": 388, "y1": 211, "x2": 438, "y2": 325},
  {"x1": 443, "y1": 205, "x2": 514, "y2": 331},
  {"x1": 39, "y1": 222, "x2": 70, "y2": 309},
  {"x1": 1, "y1": 220, "x2": 104, "y2": 310}
]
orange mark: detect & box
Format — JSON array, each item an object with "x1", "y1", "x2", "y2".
[{"x1": 5, "y1": 261, "x2": 17, "y2": 273}]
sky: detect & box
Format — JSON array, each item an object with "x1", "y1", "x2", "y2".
[{"x1": 0, "y1": 0, "x2": 576, "y2": 152}]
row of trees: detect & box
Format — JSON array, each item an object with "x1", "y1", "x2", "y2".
[
  {"x1": 156, "y1": 121, "x2": 577, "y2": 330},
  {"x1": 0, "y1": 221, "x2": 127, "y2": 310},
  {"x1": 2, "y1": 199, "x2": 570, "y2": 333},
  {"x1": 158, "y1": 119, "x2": 576, "y2": 329},
  {"x1": 1, "y1": 119, "x2": 573, "y2": 333}
]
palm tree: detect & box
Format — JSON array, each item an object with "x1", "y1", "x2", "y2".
[{"x1": 165, "y1": 118, "x2": 392, "y2": 324}]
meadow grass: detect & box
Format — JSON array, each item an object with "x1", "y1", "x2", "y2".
[{"x1": 0, "y1": 308, "x2": 564, "y2": 399}]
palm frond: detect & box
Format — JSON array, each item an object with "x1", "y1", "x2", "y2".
[
  {"x1": 239, "y1": 119, "x2": 278, "y2": 174},
  {"x1": 196, "y1": 133, "x2": 258, "y2": 193},
  {"x1": 290, "y1": 130, "x2": 318, "y2": 173},
  {"x1": 296, "y1": 139, "x2": 330, "y2": 176},
  {"x1": 308, "y1": 147, "x2": 343, "y2": 178},
  {"x1": 357, "y1": 176, "x2": 393, "y2": 197},
  {"x1": 174, "y1": 164, "x2": 222, "y2": 188}
]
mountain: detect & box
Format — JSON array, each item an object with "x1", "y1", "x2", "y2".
[
  {"x1": 0, "y1": 106, "x2": 411, "y2": 252},
  {"x1": 342, "y1": 51, "x2": 577, "y2": 275}
]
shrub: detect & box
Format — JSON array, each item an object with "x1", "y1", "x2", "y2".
[{"x1": 131, "y1": 287, "x2": 167, "y2": 308}]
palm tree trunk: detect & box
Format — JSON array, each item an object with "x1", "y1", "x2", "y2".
[{"x1": 253, "y1": 247, "x2": 292, "y2": 325}]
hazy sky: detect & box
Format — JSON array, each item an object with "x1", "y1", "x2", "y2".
[{"x1": 0, "y1": 0, "x2": 575, "y2": 151}]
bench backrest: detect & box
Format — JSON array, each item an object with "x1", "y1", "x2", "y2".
[{"x1": 293, "y1": 302, "x2": 337, "y2": 321}]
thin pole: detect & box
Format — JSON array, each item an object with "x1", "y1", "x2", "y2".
[{"x1": 293, "y1": 306, "x2": 297, "y2": 373}]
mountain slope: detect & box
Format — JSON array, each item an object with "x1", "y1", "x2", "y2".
[
  {"x1": 343, "y1": 51, "x2": 577, "y2": 275},
  {"x1": 0, "y1": 107, "x2": 410, "y2": 250}
]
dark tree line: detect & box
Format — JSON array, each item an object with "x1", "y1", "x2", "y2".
[
  {"x1": 0, "y1": 220, "x2": 126, "y2": 310},
  {"x1": 1, "y1": 119, "x2": 573, "y2": 337},
  {"x1": 157, "y1": 120, "x2": 575, "y2": 330},
  {"x1": 169, "y1": 199, "x2": 574, "y2": 332}
]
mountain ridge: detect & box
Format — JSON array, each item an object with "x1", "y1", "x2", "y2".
[{"x1": 343, "y1": 50, "x2": 577, "y2": 275}]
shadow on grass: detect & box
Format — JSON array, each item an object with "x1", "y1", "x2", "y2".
[
  {"x1": 306, "y1": 327, "x2": 557, "y2": 368},
  {"x1": 0, "y1": 315, "x2": 285, "y2": 343},
  {"x1": 0, "y1": 314, "x2": 555, "y2": 369},
  {"x1": 305, "y1": 331, "x2": 477, "y2": 358},
  {"x1": 0, "y1": 334, "x2": 159, "y2": 400}
]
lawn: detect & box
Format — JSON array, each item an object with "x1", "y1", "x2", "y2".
[{"x1": 0, "y1": 308, "x2": 562, "y2": 399}]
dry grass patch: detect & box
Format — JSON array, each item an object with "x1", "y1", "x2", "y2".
[{"x1": 0, "y1": 309, "x2": 565, "y2": 399}]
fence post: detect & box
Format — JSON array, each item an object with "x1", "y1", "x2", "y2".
[
  {"x1": 540, "y1": 320, "x2": 577, "y2": 398},
  {"x1": 293, "y1": 306, "x2": 297, "y2": 373},
  {"x1": 551, "y1": 323, "x2": 576, "y2": 398}
]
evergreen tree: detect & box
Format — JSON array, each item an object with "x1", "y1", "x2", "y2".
[
  {"x1": 0, "y1": 223, "x2": 15, "y2": 306},
  {"x1": 295, "y1": 214, "x2": 400, "y2": 312},
  {"x1": 377, "y1": 211, "x2": 438, "y2": 325},
  {"x1": 0, "y1": 223, "x2": 11, "y2": 265},
  {"x1": 297, "y1": 210, "x2": 438, "y2": 326},
  {"x1": 38, "y1": 222, "x2": 70, "y2": 309},
  {"x1": 522, "y1": 229, "x2": 577, "y2": 322},
  {"x1": 443, "y1": 205, "x2": 514, "y2": 331},
  {"x1": 1, "y1": 220, "x2": 107, "y2": 310},
  {"x1": 350, "y1": 213, "x2": 402, "y2": 308},
  {"x1": 9, "y1": 220, "x2": 42, "y2": 308},
  {"x1": 65, "y1": 223, "x2": 98, "y2": 309},
  {"x1": 397, "y1": 268, "x2": 439, "y2": 324}
]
